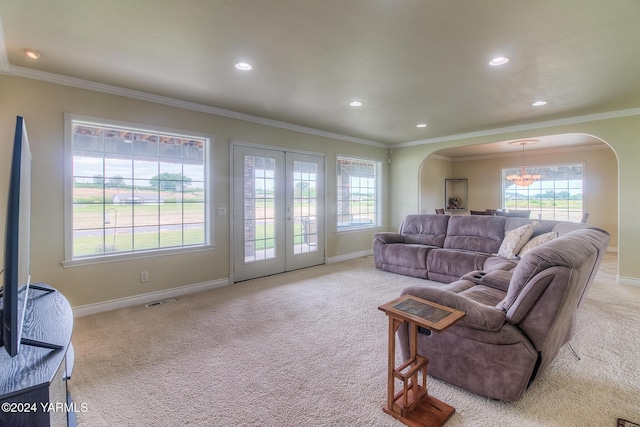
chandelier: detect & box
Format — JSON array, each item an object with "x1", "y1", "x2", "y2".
[{"x1": 506, "y1": 140, "x2": 541, "y2": 187}]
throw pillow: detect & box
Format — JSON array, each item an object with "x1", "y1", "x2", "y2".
[
  {"x1": 518, "y1": 231, "x2": 558, "y2": 257},
  {"x1": 496, "y1": 222, "x2": 539, "y2": 259}
]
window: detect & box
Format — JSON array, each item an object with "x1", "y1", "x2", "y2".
[
  {"x1": 336, "y1": 156, "x2": 381, "y2": 230},
  {"x1": 64, "y1": 114, "x2": 210, "y2": 264},
  {"x1": 502, "y1": 163, "x2": 583, "y2": 221}
]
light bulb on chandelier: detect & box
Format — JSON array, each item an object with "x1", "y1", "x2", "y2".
[{"x1": 506, "y1": 140, "x2": 541, "y2": 187}]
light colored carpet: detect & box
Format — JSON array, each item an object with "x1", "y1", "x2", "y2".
[{"x1": 69, "y1": 253, "x2": 640, "y2": 426}]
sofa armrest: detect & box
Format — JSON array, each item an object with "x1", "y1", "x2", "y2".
[
  {"x1": 373, "y1": 232, "x2": 406, "y2": 244},
  {"x1": 401, "y1": 283, "x2": 506, "y2": 332}
]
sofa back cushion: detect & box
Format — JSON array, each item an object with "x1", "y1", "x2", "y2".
[
  {"x1": 505, "y1": 218, "x2": 558, "y2": 238},
  {"x1": 551, "y1": 221, "x2": 603, "y2": 237},
  {"x1": 399, "y1": 214, "x2": 450, "y2": 246},
  {"x1": 444, "y1": 215, "x2": 506, "y2": 254}
]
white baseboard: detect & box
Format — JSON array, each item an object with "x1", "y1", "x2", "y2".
[
  {"x1": 74, "y1": 250, "x2": 373, "y2": 316},
  {"x1": 325, "y1": 249, "x2": 373, "y2": 264},
  {"x1": 72, "y1": 278, "x2": 229, "y2": 317},
  {"x1": 617, "y1": 275, "x2": 640, "y2": 287}
]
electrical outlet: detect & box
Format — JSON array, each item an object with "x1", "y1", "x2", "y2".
[
  {"x1": 140, "y1": 271, "x2": 149, "y2": 282},
  {"x1": 217, "y1": 207, "x2": 227, "y2": 216}
]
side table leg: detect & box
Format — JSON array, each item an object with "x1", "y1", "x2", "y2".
[{"x1": 387, "y1": 316, "x2": 397, "y2": 413}]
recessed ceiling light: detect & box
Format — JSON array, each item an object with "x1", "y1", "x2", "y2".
[
  {"x1": 349, "y1": 101, "x2": 363, "y2": 107},
  {"x1": 532, "y1": 100, "x2": 548, "y2": 106},
  {"x1": 24, "y1": 48, "x2": 45, "y2": 60},
  {"x1": 416, "y1": 123, "x2": 427, "y2": 128},
  {"x1": 489, "y1": 56, "x2": 509, "y2": 66},
  {"x1": 235, "y1": 62, "x2": 253, "y2": 71}
]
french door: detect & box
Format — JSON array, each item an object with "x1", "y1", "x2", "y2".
[{"x1": 232, "y1": 144, "x2": 325, "y2": 282}]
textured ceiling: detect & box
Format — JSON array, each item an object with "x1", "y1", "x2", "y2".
[{"x1": 1, "y1": 0, "x2": 638, "y2": 151}]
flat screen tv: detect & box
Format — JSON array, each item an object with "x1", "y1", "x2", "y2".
[
  {"x1": 1, "y1": 116, "x2": 33, "y2": 357},
  {"x1": 1, "y1": 116, "x2": 59, "y2": 357}
]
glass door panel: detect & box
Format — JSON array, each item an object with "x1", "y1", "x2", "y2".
[
  {"x1": 233, "y1": 145, "x2": 324, "y2": 282},
  {"x1": 286, "y1": 153, "x2": 325, "y2": 271}
]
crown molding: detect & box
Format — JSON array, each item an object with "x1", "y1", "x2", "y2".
[
  {"x1": 3, "y1": 65, "x2": 388, "y2": 148},
  {"x1": 398, "y1": 108, "x2": 640, "y2": 148},
  {"x1": 2, "y1": 65, "x2": 639, "y2": 151}
]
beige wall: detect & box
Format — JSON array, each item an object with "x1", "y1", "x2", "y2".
[
  {"x1": 418, "y1": 145, "x2": 619, "y2": 248},
  {"x1": 418, "y1": 156, "x2": 453, "y2": 214},
  {"x1": 392, "y1": 115, "x2": 640, "y2": 282},
  {"x1": 0, "y1": 75, "x2": 389, "y2": 307},
  {"x1": 2, "y1": 71, "x2": 637, "y2": 307}
]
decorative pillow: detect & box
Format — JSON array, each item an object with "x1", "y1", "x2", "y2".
[
  {"x1": 517, "y1": 231, "x2": 558, "y2": 257},
  {"x1": 496, "y1": 222, "x2": 539, "y2": 259}
]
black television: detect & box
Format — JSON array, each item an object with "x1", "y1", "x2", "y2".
[{"x1": 1, "y1": 116, "x2": 60, "y2": 357}]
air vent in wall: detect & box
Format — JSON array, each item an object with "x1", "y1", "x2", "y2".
[{"x1": 145, "y1": 298, "x2": 177, "y2": 307}]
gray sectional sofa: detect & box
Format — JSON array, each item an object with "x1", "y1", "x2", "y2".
[{"x1": 373, "y1": 214, "x2": 610, "y2": 401}]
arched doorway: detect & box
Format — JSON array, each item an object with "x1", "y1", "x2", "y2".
[{"x1": 417, "y1": 133, "x2": 619, "y2": 251}]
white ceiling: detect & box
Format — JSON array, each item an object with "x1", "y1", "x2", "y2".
[{"x1": 1, "y1": 0, "x2": 638, "y2": 155}]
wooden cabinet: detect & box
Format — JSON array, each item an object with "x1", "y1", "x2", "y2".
[
  {"x1": 0, "y1": 285, "x2": 75, "y2": 427},
  {"x1": 445, "y1": 179, "x2": 468, "y2": 212}
]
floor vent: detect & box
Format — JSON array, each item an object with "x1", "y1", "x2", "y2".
[{"x1": 145, "y1": 298, "x2": 177, "y2": 308}]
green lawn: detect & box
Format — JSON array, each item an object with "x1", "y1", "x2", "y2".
[
  {"x1": 73, "y1": 203, "x2": 205, "y2": 256},
  {"x1": 74, "y1": 195, "x2": 365, "y2": 256},
  {"x1": 74, "y1": 227, "x2": 205, "y2": 256}
]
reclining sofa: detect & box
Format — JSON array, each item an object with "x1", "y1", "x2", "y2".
[{"x1": 373, "y1": 214, "x2": 610, "y2": 401}]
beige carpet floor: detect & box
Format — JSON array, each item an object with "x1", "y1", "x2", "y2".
[{"x1": 69, "y1": 253, "x2": 640, "y2": 426}]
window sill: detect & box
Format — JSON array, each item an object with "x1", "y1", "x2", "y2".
[{"x1": 335, "y1": 225, "x2": 382, "y2": 234}]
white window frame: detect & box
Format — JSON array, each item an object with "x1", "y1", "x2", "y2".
[
  {"x1": 501, "y1": 162, "x2": 584, "y2": 221},
  {"x1": 62, "y1": 113, "x2": 213, "y2": 267},
  {"x1": 336, "y1": 155, "x2": 382, "y2": 232}
]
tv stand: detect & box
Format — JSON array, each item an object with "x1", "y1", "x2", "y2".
[
  {"x1": 0, "y1": 284, "x2": 75, "y2": 427},
  {"x1": 20, "y1": 336, "x2": 64, "y2": 351},
  {"x1": 16, "y1": 284, "x2": 64, "y2": 351}
]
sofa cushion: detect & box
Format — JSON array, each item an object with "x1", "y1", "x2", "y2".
[
  {"x1": 444, "y1": 215, "x2": 506, "y2": 254},
  {"x1": 458, "y1": 284, "x2": 506, "y2": 307},
  {"x1": 427, "y1": 249, "x2": 491, "y2": 283},
  {"x1": 399, "y1": 214, "x2": 449, "y2": 247},
  {"x1": 379, "y1": 243, "x2": 432, "y2": 269},
  {"x1": 518, "y1": 231, "x2": 557, "y2": 257},
  {"x1": 496, "y1": 222, "x2": 539, "y2": 259}
]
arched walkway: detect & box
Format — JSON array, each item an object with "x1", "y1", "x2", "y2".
[{"x1": 417, "y1": 133, "x2": 619, "y2": 250}]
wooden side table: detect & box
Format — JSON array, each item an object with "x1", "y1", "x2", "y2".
[{"x1": 378, "y1": 295, "x2": 465, "y2": 427}]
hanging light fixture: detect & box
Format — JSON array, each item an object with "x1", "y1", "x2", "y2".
[{"x1": 506, "y1": 140, "x2": 541, "y2": 187}]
